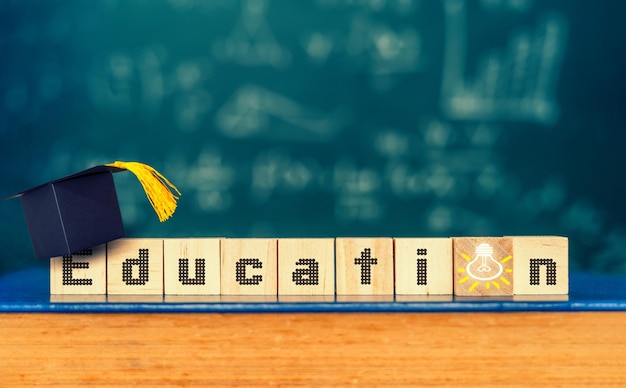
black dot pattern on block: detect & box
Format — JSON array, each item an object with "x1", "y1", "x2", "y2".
[
  {"x1": 236, "y1": 258, "x2": 263, "y2": 285},
  {"x1": 122, "y1": 249, "x2": 149, "y2": 286},
  {"x1": 416, "y1": 248, "x2": 428, "y2": 256},
  {"x1": 62, "y1": 249, "x2": 94, "y2": 286},
  {"x1": 292, "y1": 258, "x2": 319, "y2": 285},
  {"x1": 416, "y1": 258, "x2": 428, "y2": 285},
  {"x1": 354, "y1": 248, "x2": 377, "y2": 285},
  {"x1": 529, "y1": 258, "x2": 557, "y2": 285},
  {"x1": 179, "y1": 258, "x2": 206, "y2": 285}
]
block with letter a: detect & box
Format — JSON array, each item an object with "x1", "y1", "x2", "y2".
[{"x1": 278, "y1": 238, "x2": 335, "y2": 296}]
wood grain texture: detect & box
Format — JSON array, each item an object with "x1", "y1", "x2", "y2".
[{"x1": 0, "y1": 312, "x2": 625, "y2": 386}]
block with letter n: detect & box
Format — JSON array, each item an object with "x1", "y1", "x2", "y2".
[{"x1": 512, "y1": 236, "x2": 568, "y2": 295}]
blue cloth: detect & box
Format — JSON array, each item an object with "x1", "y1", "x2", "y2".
[{"x1": 1, "y1": 266, "x2": 625, "y2": 312}]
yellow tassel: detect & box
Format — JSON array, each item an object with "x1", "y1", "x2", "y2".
[{"x1": 106, "y1": 161, "x2": 181, "y2": 222}]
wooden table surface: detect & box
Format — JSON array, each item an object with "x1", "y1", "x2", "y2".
[{"x1": 1, "y1": 312, "x2": 625, "y2": 386}]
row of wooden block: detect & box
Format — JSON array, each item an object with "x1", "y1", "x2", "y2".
[{"x1": 50, "y1": 236, "x2": 568, "y2": 297}]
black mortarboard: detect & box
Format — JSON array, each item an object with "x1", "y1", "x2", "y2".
[{"x1": 4, "y1": 161, "x2": 180, "y2": 259}]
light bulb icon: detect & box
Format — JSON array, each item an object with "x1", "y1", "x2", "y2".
[{"x1": 466, "y1": 243, "x2": 503, "y2": 281}]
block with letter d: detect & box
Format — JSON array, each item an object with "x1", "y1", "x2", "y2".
[{"x1": 107, "y1": 238, "x2": 164, "y2": 295}]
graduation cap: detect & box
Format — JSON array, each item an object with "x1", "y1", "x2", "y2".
[{"x1": 4, "y1": 161, "x2": 180, "y2": 259}]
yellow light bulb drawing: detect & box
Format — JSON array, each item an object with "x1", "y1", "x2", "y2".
[
  {"x1": 457, "y1": 240, "x2": 513, "y2": 294},
  {"x1": 466, "y1": 243, "x2": 502, "y2": 281}
]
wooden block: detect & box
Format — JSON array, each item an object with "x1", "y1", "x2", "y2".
[
  {"x1": 220, "y1": 295, "x2": 278, "y2": 303},
  {"x1": 453, "y1": 237, "x2": 513, "y2": 296},
  {"x1": 335, "y1": 238, "x2": 393, "y2": 295},
  {"x1": 49, "y1": 294, "x2": 107, "y2": 303},
  {"x1": 107, "y1": 295, "x2": 164, "y2": 303},
  {"x1": 50, "y1": 244, "x2": 107, "y2": 295},
  {"x1": 512, "y1": 236, "x2": 568, "y2": 295},
  {"x1": 164, "y1": 295, "x2": 221, "y2": 303},
  {"x1": 395, "y1": 238, "x2": 452, "y2": 295},
  {"x1": 220, "y1": 238, "x2": 277, "y2": 295},
  {"x1": 278, "y1": 295, "x2": 335, "y2": 303},
  {"x1": 164, "y1": 238, "x2": 221, "y2": 295},
  {"x1": 278, "y1": 238, "x2": 335, "y2": 296},
  {"x1": 107, "y1": 238, "x2": 164, "y2": 295},
  {"x1": 336, "y1": 295, "x2": 394, "y2": 302}
]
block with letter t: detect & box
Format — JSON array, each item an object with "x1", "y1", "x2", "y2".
[{"x1": 335, "y1": 238, "x2": 393, "y2": 295}]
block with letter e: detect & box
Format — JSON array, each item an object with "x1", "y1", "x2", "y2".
[
  {"x1": 221, "y1": 238, "x2": 277, "y2": 295},
  {"x1": 513, "y1": 236, "x2": 568, "y2": 295},
  {"x1": 336, "y1": 238, "x2": 393, "y2": 295},
  {"x1": 107, "y1": 238, "x2": 164, "y2": 295},
  {"x1": 278, "y1": 238, "x2": 335, "y2": 296},
  {"x1": 50, "y1": 244, "x2": 107, "y2": 295}
]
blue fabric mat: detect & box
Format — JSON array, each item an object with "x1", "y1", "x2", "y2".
[{"x1": 0, "y1": 265, "x2": 624, "y2": 312}]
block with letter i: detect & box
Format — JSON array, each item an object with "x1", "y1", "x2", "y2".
[
  {"x1": 278, "y1": 238, "x2": 335, "y2": 296},
  {"x1": 164, "y1": 238, "x2": 221, "y2": 295},
  {"x1": 107, "y1": 238, "x2": 164, "y2": 295},
  {"x1": 336, "y1": 238, "x2": 393, "y2": 295},
  {"x1": 50, "y1": 244, "x2": 107, "y2": 295},
  {"x1": 395, "y1": 238, "x2": 452, "y2": 295},
  {"x1": 221, "y1": 238, "x2": 277, "y2": 295},
  {"x1": 512, "y1": 236, "x2": 568, "y2": 295},
  {"x1": 453, "y1": 237, "x2": 514, "y2": 296}
]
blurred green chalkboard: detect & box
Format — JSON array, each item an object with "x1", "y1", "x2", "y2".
[{"x1": 1, "y1": 0, "x2": 626, "y2": 276}]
